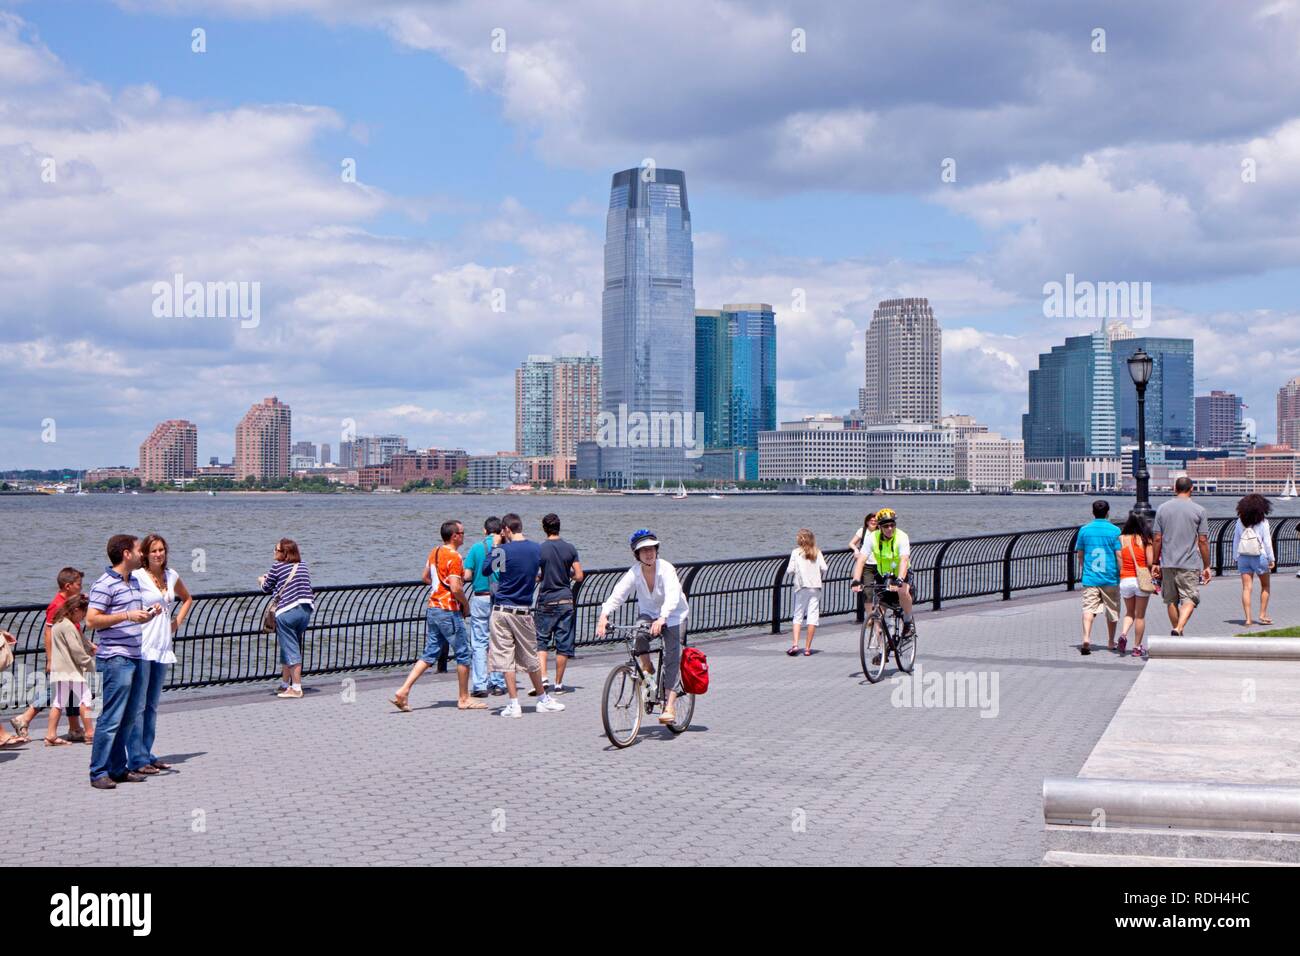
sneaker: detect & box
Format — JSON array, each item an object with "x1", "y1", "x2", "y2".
[
  {"x1": 552, "y1": 683, "x2": 568, "y2": 695},
  {"x1": 276, "y1": 687, "x2": 303, "y2": 699},
  {"x1": 536, "y1": 697, "x2": 565, "y2": 713},
  {"x1": 499, "y1": 702, "x2": 523, "y2": 719}
]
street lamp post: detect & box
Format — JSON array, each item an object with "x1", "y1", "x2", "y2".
[{"x1": 1127, "y1": 347, "x2": 1155, "y2": 522}]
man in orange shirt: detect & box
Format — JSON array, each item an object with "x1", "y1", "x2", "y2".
[{"x1": 391, "y1": 520, "x2": 485, "y2": 712}]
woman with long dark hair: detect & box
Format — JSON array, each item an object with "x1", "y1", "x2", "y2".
[
  {"x1": 130, "y1": 533, "x2": 192, "y2": 772},
  {"x1": 259, "y1": 538, "x2": 314, "y2": 698},
  {"x1": 1233, "y1": 494, "x2": 1275, "y2": 626},
  {"x1": 1117, "y1": 512, "x2": 1155, "y2": 658}
]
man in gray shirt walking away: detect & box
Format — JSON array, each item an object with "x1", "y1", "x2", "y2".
[{"x1": 1152, "y1": 477, "x2": 1212, "y2": 636}]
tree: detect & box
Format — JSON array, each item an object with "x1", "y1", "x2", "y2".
[{"x1": 1014, "y1": 479, "x2": 1045, "y2": 491}]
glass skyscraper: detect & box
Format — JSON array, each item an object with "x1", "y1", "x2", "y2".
[
  {"x1": 1110, "y1": 337, "x2": 1195, "y2": 446},
  {"x1": 1023, "y1": 331, "x2": 1118, "y2": 459},
  {"x1": 597, "y1": 167, "x2": 696, "y2": 486},
  {"x1": 694, "y1": 304, "x2": 776, "y2": 481}
]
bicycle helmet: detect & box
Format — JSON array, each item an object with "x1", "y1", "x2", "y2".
[
  {"x1": 875, "y1": 508, "x2": 897, "y2": 522},
  {"x1": 629, "y1": 529, "x2": 660, "y2": 553}
]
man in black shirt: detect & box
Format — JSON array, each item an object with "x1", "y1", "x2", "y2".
[{"x1": 534, "y1": 513, "x2": 583, "y2": 694}]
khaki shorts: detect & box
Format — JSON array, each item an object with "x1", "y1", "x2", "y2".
[
  {"x1": 1161, "y1": 568, "x2": 1201, "y2": 607},
  {"x1": 488, "y1": 608, "x2": 541, "y2": 674},
  {"x1": 1082, "y1": 585, "x2": 1119, "y2": 621}
]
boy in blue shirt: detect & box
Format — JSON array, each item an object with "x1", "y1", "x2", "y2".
[{"x1": 1075, "y1": 499, "x2": 1123, "y2": 655}]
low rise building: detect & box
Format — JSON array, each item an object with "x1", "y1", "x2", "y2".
[
  {"x1": 1185, "y1": 444, "x2": 1299, "y2": 494},
  {"x1": 758, "y1": 416, "x2": 955, "y2": 486},
  {"x1": 1024, "y1": 456, "x2": 1122, "y2": 491},
  {"x1": 468, "y1": 453, "x2": 527, "y2": 490},
  {"x1": 955, "y1": 432, "x2": 1025, "y2": 491}
]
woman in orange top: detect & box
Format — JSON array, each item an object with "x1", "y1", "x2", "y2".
[{"x1": 1117, "y1": 513, "x2": 1155, "y2": 659}]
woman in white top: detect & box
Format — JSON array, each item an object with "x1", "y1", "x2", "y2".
[
  {"x1": 595, "y1": 529, "x2": 689, "y2": 725},
  {"x1": 785, "y1": 529, "x2": 828, "y2": 657},
  {"x1": 130, "y1": 533, "x2": 193, "y2": 774},
  {"x1": 1232, "y1": 494, "x2": 1275, "y2": 627}
]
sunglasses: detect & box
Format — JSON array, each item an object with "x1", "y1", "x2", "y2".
[{"x1": 879, "y1": 521, "x2": 896, "y2": 527}]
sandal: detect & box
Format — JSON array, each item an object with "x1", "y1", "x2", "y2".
[
  {"x1": 0, "y1": 735, "x2": 27, "y2": 749},
  {"x1": 457, "y1": 699, "x2": 487, "y2": 710},
  {"x1": 785, "y1": 646, "x2": 799, "y2": 656},
  {"x1": 1117, "y1": 637, "x2": 1127, "y2": 656},
  {"x1": 803, "y1": 648, "x2": 812, "y2": 656},
  {"x1": 390, "y1": 695, "x2": 411, "y2": 713},
  {"x1": 1259, "y1": 618, "x2": 1274, "y2": 626},
  {"x1": 67, "y1": 731, "x2": 86, "y2": 743},
  {"x1": 1079, "y1": 643, "x2": 1091, "y2": 656},
  {"x1": 44, "y1": 737, "x2": 70, "y2": 747}
]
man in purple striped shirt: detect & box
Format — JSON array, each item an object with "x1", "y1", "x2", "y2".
[{"x1": 86, "y1": 534, "x2": 159, "y2": 789}]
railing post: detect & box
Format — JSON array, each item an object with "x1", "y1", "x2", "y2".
[
  {"x1": 1066, "y1": 528, "x2": 1079, "y2": 592},
  {"x1": 1002, "y1": 533, "x2": 1022, "y2": 601},
  {"x1": 1214, "y1": 519, "x2": 1231, "y2": 577},
  {"x1": 931, "y1": 540, "x2": 953, "y2": 611},
  {"x1": 772, "y1": 556, "x2": 790, "y2": 634}
]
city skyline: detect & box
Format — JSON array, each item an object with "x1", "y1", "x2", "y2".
[{"x1": 4, "y1": 4, "x2": 1300, "y2": 470}]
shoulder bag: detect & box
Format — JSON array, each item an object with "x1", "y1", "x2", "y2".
[{"x1": 1128, "y1": 536, "x2": 1155, "y2": 594}]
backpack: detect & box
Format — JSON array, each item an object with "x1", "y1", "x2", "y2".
[
  {"x1": 681, "y1": 645, "x2": 709, "y2": 695},
  {"x1": 1239, "y1": 524, "x2": 1263, "y2": 557}
]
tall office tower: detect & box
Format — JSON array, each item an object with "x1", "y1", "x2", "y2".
[
  {"x1": 1195, "y1": 391, "x2": 1244, "y2": 447},
  {"x1": 514, "y1": 355, "x2": 602, "y2": 458},
  {"x1": 139, "y1": 419, "x2": 197, "y2": 483},
  {"x1": 1279, "y1": 377, "x2": 1300, "y2": 448},
  {"x1": 598, "y1": 166, "x2": 695, "y2": 486},
  {"x1": 694, "y1": 311, "x2": 732, "y2": 449},
  {"x1": 319, "y1": 443, "x2": 331, "y2": 466},
  {"x1": 337, "y1": 440, "x2": 355, "y2": 470},
  {"x1": 235, "y1": 397, "x2": 291, "y2": 480},
  {"x1": 1023, "y1": 332, "x2": 1118, "y2": 459},
  {"x1": 291, "y1": 441, "x2": 318, "y2": 462},
  {"x1": 858, "y1": 387, "x2": 867, "y2": 414},
  {"x1": 354, "y1": 435, "x2": 407, "y2": 466},
  {"x1": 862, "y1": 298, "x2": 942, "y2": 424},
  {"x1": 1110, "y1": 337, "x2": 1195, "y2": 446}
]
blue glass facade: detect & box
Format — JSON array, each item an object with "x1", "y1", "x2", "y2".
[
  {"x1": 599, "y1": 168, "x2": 695, "y2": 486},
  {"x1": 694, "y1": 305, "x2": 776, "y2": 481},
  {"x1": 1023, "y1": 332, "x2": 1118, "y2": 459},
  {"x1": 1110, "y1": 337, "x2": 1195, "y2": 447}
]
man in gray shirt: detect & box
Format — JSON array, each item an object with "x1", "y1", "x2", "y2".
[{"x1": 1152, "y1": 476, "x2": 1211, "y2": 636}]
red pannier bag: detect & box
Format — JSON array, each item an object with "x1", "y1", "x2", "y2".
[{"x1": 680, "y1": 645, "x2": 709, "y2": 694}]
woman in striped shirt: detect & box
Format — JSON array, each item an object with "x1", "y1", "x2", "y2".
[{"x1": 259, "y1": 538, "x2": 314, "y2": 699}]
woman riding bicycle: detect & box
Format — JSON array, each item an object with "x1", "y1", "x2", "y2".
[{"x1": 595, "y1": 530, "x2": 689, "y2": 725}]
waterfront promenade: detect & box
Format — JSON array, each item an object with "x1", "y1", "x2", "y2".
[{"x1": 5, "y1": 576, "x2": 1297, "y2": 866}]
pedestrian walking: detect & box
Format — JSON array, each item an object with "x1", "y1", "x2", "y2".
[
  {"x1": 129, "y1": 533, "x2": 191, "y2": 772},
  {"x1": 1076, "y1": 500, "x2": 1122, "y2": 655},
  {"x1": 86, "y1": 534, "x2": 155, "y2": 789},
  {"x1": 786, "y1": 529, "x2": 827, "y2": 656},
  {"x1": 534, "y1": 513, "x2": 583, "y2": 694},
  {"x1": 259, "y1": 538, "x2": 314, "y2": 699},
  {"x1": 10, "y1": 567, "x2": 87, "y2": 742},
  {"x1": 1117, "y1": 512, "x2": 1155, "y2": 658},
  {"x1": 463, "y1": 516, "x2": 506, "y2": 698},
  {"x1": 488, "y1": 514, "x2": 564, "y2": 718},
  {"x1": 1233, "y1": 493, "x2": 1275, "y2": 627},
  {"x1": 1152, "y1": 477, "x2": 1211, "y2": 636},
  {"x1": 391, "y1": 520, "x2": 482, "y2": 711},
  {"x1": 44, "y1": 596, "x2": 95, "y2": 747}
]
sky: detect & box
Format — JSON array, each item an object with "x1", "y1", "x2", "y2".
[{"x1": 2, "y1": 0, "x2": 1300, "y2": 469}]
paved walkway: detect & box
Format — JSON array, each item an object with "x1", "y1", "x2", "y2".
[{"x1": 5, "y1": 574, "x2": 1297, "y2": 866}]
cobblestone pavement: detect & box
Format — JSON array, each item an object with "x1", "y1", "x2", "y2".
[{"x1": 5, "y1": 576, "x2": 1296, "y2": 866}]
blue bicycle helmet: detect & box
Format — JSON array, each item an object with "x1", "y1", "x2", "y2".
[{"x1": 629, "y1": 529, "x2": 660, "y2": 553}]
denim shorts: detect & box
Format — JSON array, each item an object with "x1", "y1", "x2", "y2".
[
  {"x1": 534, "y1": 602, "x2": 576, "y2": 657},
  {"x1": 422, "y1": 607, "x2": 472, "y2": 667},
  {"x1": 1237, "y1": 554, "x2": 1272, "y2": 575}
]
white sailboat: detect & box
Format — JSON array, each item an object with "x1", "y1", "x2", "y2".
[
  {"x1": 1277, "y1": 477, "x2": 1297, "y2": 501},
  {"x1": 672, "y1": 481, "x2": 688, "y2": 500}
]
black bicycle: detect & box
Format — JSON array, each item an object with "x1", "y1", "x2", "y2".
[
  {"x1": 600, "y1": 621, "x2": 695, "y2": 748},
  {"x1": 857, "y1": 575, "x2": 917, "y2": 682}
]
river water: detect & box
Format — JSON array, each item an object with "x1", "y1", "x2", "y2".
[{"x1": 3, "y1": 492, "x2": 1296, "y2": 603}]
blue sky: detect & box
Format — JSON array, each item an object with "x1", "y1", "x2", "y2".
[{"x1": 2, "y1": 0, "x2": 1299, "y2": 467}]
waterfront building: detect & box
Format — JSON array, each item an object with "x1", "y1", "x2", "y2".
[
  {"x1": 1185, "y1": 444, "x2": 1300, "y2": 495},
  {"x1": 1110, "y1": 336, "x2": 1195, "y2": 446},
  {"x1": 468, "y1": 452, "x2": 527, "y2": 490},
  {"x1": 1023, "y1": 331, "x2": 1118, "y2": 460},
  {"x1": 235, "y1": 396, "x2": 291, "y2": 481},
  {"x1": 940, "y1": 414, "x2": 988, "y2": 441},
  {"x1": 353, "y1": 435, "x2": 407, "y2": 467},
  {"x1": 319, "y1": 443, "x2": 331, "y2": 466},
  {"x1": 291, "y1": 441, "x2": 318, "y2": 463},
  {"x1": 523, "y1": 455, "x2": 577, "y2": 484},
  {"x1": 139, "y1": 419, "x2": 197, "y2": 484},
  {"x1": 1278, "y1": 377, "x2": 1300, "y2": 448},
  {"x1": 290, "y1": 454, "x2": 317, "y2": 472},
  {"x1": 591, "y1": 166, "x2": 696, "y2": 487},
  {"x1": 758, "y1": 415, "x2": 955, "y2": 486},
  {"x1": 955, "y1": 432, "x2": 1025, "y2": 492},
  {"x1": 695, "y1": 303, "x2": 777, "y2": 480},
  {"x1": 515, "y1": 354, "x2": 601, "y2": 458},
  {"x1": 862, "y1": 298, "x2": 942, "y2": 424},
  {"x1": 1023, "y1": 456, "x2": 1122, "y2": 491},
  {"x1": 1195, "y1": 391, "x2": 1244, "y2": 448},
  {"x1": 86, "y1": 466, "x2": 140, "y2": 483}
]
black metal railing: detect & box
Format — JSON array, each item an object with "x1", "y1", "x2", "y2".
[{"x1": 1, "y1": 516, "x2": 1295, "y2": 696}]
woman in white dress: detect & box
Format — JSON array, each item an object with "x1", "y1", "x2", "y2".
[{"x1": 130, "y1": 533, "x2": 193, "y2": 774}]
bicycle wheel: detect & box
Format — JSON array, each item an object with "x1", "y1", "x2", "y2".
[
  {"x1": 667, "y1": 689, "x2": 695, "y2": 734},
  {"x1": 895, "y1": 617, "x2": 916, "y2": 673},
  {"x1": 601, "y1": 664, "x2": 642, "y2": 748},
  {"x1": 860, "y1": 610, "x2": 888, "y2": 683}
]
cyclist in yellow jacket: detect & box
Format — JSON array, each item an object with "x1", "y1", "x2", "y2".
[{"x1": 851, "y1": 508, "x2": 916, "y2": 641}]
